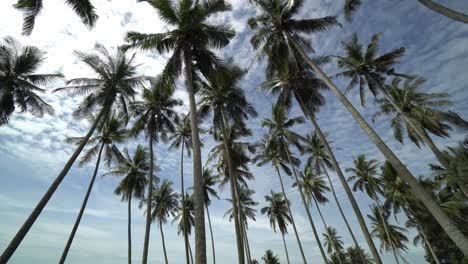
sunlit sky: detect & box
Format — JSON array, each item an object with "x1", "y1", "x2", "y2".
[{"x1": 1, "y1": 0, "x2": 468, "y2": 263}]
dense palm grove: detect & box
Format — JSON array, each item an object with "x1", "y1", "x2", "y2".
[{"x1": 1, "y1": 0, "x2": 467, "y2": 263}]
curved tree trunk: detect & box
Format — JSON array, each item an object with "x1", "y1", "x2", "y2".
[
  {"x1": 180, "y1": 142, "x2": 191, "y2": 264},
  {"x1": 374, "y1": 200, "x2": 400, "y2": 264},
  {"x1": 242, "y1": 221, "x2": 252, "y2": 264},
  {"x1": 205, "y1": 204, "x2": 216, "y2": 264},
  {"x1": 281, "y1": 233, "x2": 291, "y2": 264},
  {"x1": 59, "y1": 142, "x2": 105, "y2": 264},
  {"x1": 0, "y1": 107, "x2": 107, "y2": 263},
  {"x1": 290, "y1": 37, "x2": 468, "y2": 255},
  {"x1": 128, "y1": 193, "x2": 132, "y2": 264},
  {"x1": 160, "y1": 221, "x2": 169, "y2": 264},
  {"x1": 184, "y1": 50, "x2": 206, "y2": 264},
  {"x1": 142, "y1": 134, "x2": 155, "y2": 264},
  {"x1": 275, "y1": 166, "x2": 308, "y2": 264},
  {"x1": 281, "y1": 138, "x2": 329, "y2": 264},
  {"x1": 417, "y1": 0, "x2": 468, "y2": 24}
]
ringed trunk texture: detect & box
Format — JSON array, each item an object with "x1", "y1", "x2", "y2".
[
  {"x1": 205, "y1": 205, "x2": 216, "y2": 264},
  {"x1": 160, "y1": 221, "x2": 169, "y2": 264},
  {"x1": 59, "y1": 142, "x2": 105, "y2": 264},
  {"x1": 184, "y1": 50, "x2": 207, "y2": 264},
  {"x1": 417, "y1": 0, "x2": 468, "y2": 24},
  {"x1": 128, "y1": 193, "x2": 132, "y2": 264},
  {"x1": 180, "y1": 142, "x2": 191, "y2": 264},
  {"x1": 291, "y1": 37, "x2": 468, "y2": 255},
  {"x1": 281, "y1": 233, "x2": 291, "y2": 264},
  {"x1": 0, "y1": 107, "x2": 107, "y2": 263},
  {"x1": 142, "y1": 134, "x2": 155, "y2": 264}
]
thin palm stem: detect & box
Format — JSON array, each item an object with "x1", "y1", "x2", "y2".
[
  {"x1": 417, "y1": 0, "x2": 468, "y2": 24},
  {"x1": 160, "y1": 221, "x2": 169, "y2": 264},
  {"x1": 205, "y1": 205, "x2": 216, "y2": 264},
  {"x1": 180, "y1": 142, "x2": 190, "y2": 264},
  {"x1": 128, "y1": 193, "x2": 132, "y2": 264},
  {"x1": 188, "y1": 239, "x2": 194, "y2": 264},
  {"x1": 281, "y1": 233, "x2": 291, "y2": 264},
  {"x1": 242, "y1": 221, "x2": 252, "y2": 264},
  {"x1": 404, "y1": 208, "x2": 440, "y2": 264},
  {"x1": 374, "y1": 201, "x2": 400, "y2": 264},
  {"x1": 142, "y1": 134, "x2": 155, "y2": 264}
]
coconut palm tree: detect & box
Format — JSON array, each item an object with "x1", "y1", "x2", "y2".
[
  {"x1": 201, "y1": 167, "x2": 220, "y2": 264},
  {"x1": 169, "y1": 114, "x2": 193, "y2": 264},
  {"x1": 261, "y1": 250, "x2": 280, "y2": 264},
  {"x1": 249, "y1": 0, "x2": 468, "y2": 254},
  {"x1": 261, "y1": 191, "x2": 292, "y2": 264},
  {"x1": 0, "y1": 37, "x2": 62, "y2": 125},
  {"x1": 124, "y1": 1, "x2": 235, "y2": 260},
  {"x1": 151, "y1": 180, "x2": 180, "y2": 264},
  {"x1": 107, "y1": 145, "x2": 150, "y2": 264},
  {"x1": 0, "y1": 44, "x2": 149, "y2": 263},
  {"x1": 345, "y1": 246, "x2": 374, "y2": 264},
  {"x1": 13, "y1": 0, "x2": 98, "y2": 35},
  {"x1": 322, "y1": 227, "x2": 344, "y2": 255},
  {"x1": 368, "y1": 206, "x2": 409, "y2": 263},
  {"x1": 173, "y1": 192, "x2": 196, "y2": 264},
  {"x1": 198, "y1": 63, "x2": 257, "y2": 263},
  {"x1": 262, "y1": 103, "x2": 328, "y2": 264},
  {"x1": 343, "y1": 0, "x2": 468, "y2": 24},
  {"x1": 253, "y1": 136, "x2": 307, "y2": 263},
  {"x1": 130, "y1": 79, "x2": 181, "y2": 263},
  {"x1": 59, "y1": 116, "x2": 127, "y2": 263}
]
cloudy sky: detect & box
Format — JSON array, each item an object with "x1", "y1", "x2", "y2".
[{"x1": 1, "y1": 0, "x2": 468, "y2": 263}]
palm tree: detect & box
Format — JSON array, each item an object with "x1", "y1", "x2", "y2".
[
  {"x1": 130, "y1": 80, "x2": 181, "y2": 264},
  {"x1": 151, "y1": 180, "x2": 180, "y2": 264},
  {"x1": 262, "y1": 103, "x2": 328, "y2": 264},
  {"x1": 261, "y1": 191, "x2": 292, "y2": 264},
  {"x1": 173, "y1": 192, "x2": 196, "y2": 264},
  {"x1": 13, "y1": 0, "x2": 98, "y2": 35},
  {"x1": 124, "y1": 1, "x2": 235, "y2": 260},
  {"x1": 198, "y1": 63, "x2": 257, "y2": 264},
  {"x1": 345, "y1": 246, "x2": 374, "y2": 264},
  {"x1": 107, "y1": 145, "x2": 150, "y2": 264},
  {"x1": 368, "y1": 206, "x2": 409, "y2": 264},
  {"x1": 322, "y1": 227, "x2": 345, "y2": 257},
  {"x1": 0, "y1": 37, "x2": 62, "y2": 125},
  {"x1": 249, "y1": 0, "x2": 468, "y2": 254},
  {"x1": 261, "y1": 250, "x2": 280, "y2": 264},
  {"x1": 0, "y1": 44, "x2": 149, "y2": 263},
  {"x1": 169, "y1": 114, "x2": 193, "y2": 264},
  {"x1": 343, "y1": 0, "x2": 468, "y2": 24},
  {"x1": 59, "y1": 116, "x2": 127, "y2": 263},
  {"x1": 201, "y1": 167, "x2": 220, "y2": 264},
  {"x1": 253, "y1": 136, "x2": 307, "y2": 262}
]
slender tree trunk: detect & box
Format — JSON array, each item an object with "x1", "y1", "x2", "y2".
[
  {"x1": 312, "y1": 197, "x2": 344, "y2": 264},
  {"x1": 417, "y1": 0, "x2": 468, "y2": 24},
  {"x1": 188, "y1": 239, "x2": 194, "y2": 264},
  {"x1": 0, "y1": 108, "x2": 107, "y2": 263},
  {"x1": 290, "y1": 37, "x2": 468, "y2": 255},
  {"x1": 59, "y1": 142, "x2": 105, "y2": 264},
  {"x1": 219, "y1": 109, "x2": 245, "y2": 264},
  {"x1": 184, "y1": 50, "x2": 206, "y2": 264},
  {"x1": 180, "y1": 142, "x2": 190, "y2": 264},
  {"x1": 160, "y1": 221, "x2": 169, "y2": 264},
  {"x1": 296, "y1": 99, "x2": 382, "y2": 264},
  {"x1": 404, "y1": 208, "x2": 440, "y2": 264},
  {"x1": 281, "y1": 233, "x2": 291, "y2": 264},
  {"x1": 205, "y1": 205, "x2": 216, "y2": 264},
  {"x1": 374, "y1": 201, "x2": 400, "y2": 264},
  {"x1": 128, "y1": 193, "x2": 132, "y2": 264},
  {"x1": 242, "y1": 221, "x2": 252, "y2": 264},
  {"x1": 281, "y1": 138, "x2": 329, "y2": 264},
  {"x1": 142, "y1": 134, "x2": 155, "y2": 264},
  {"x1": 274, "y1": 166, "x2": 308, "y2": 264}
]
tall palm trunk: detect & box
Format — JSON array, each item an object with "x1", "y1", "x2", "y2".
[
  {"x1": 281, "y1": 137, "x2": 329, "y2": 264},
  {"x1": 374, "y1": 201, "x2": 400, "y2": 264},
  {"x1": 188, "y1": 239, "x2": 194, "y2": 264},
  {"x1": 160, "y1": 221, "x2": 169, "y2": 264},
  {"x1": 128, "y1": 192, "x2": 132, "y2": 264},
  {"x1": 312, "y1": 197, "x2": 344, "y2": 264},
  {"x1": 205, "y1": 204, "x2": 216, "y2": 264},
  {"x1": 59, "y1": 142, "x2": 105, "y2": 264},
  {"x1": 281, "y1": 233, "x2": 291, "y2": 264},
  {"x1": 0, "y1": 107, "x2": 107, "y2": 263},
  {"x1": 296, "y1": 97, "x2": 382, "y2": 264},
  {"x1": 180, "y1": 142, "x2": 191, "y2": 264},
  {"x1": 242, "y1": 221, "x2": 252, "y2": 264},
  {"x1": 290, "y1": 37, "x2": 468, "y2": 255},
  {"x1": 274, "y1": 166, "x2": 308, "y2": 263},
  {"x1": 417, "y1": 0, "x2": 468, "y2": 24},
  {"x1": 184, "y1": 50, "x2": 206, "y2": 264},
  {"x1": 219, "y1": 109, "x2": 245, "y2": 264},
  {"x1": 142, "y1": 134, "x2": 155, "y2": 264}
]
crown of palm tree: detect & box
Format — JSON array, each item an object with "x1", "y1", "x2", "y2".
[
  {"x1": 253, "y1": 135, "x2": 299, "y2": 176},
  {"x1": 380, "y1": 161, "x2": 411, "y2": 218},
  {"x1": 323, "y1": 226, "x2": 345, "y2": 254},
  {"x1": 150, "y1": 180, "x2": 180, "y2": 224},
  {"x1": 294, "y1": 165, "x2": 330, "y2": 206},
  {"x1": 346, "y1": 154, "x2": 383, "y2": 200},
  {"x1": 261, "y1": 191, "x2": 292, "y2": 235},
  {"x1": 201, "y1": 167, "x2": 220, "y2": 206},
  {"x1": 345, "y1": 245, "x2": 374, "y2": 264},
  {"x1": 261, "y1": 249, "x2": 280, "y2": 264},
  {"x1": 301, "y1": 132, "x2": 333, "y2": 173},
  {"x1": 173, "y1": 192, "x2": 195, "y2": 236},
  {"x1": 225, "y1": 187, "x2": 258, "y2": 226},
  {"x1": 368, "y1": 206, "x2": 409, "y2": 255},
  {"x1": 168, "y1": 113, "x2": 193, "y2": 156},
  {"x1": 13, "y1": 0, "x2": 98, "y2": 35},
  {"x1": 0, "y1": 37, "x2": 62, "y2": 125}
]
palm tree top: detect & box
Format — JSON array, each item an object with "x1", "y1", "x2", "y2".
[
  {"x1": 201, "y1": 167, "x2": 220, "y2": 206},
  {"x1": 261, "y1": 190, "x2": 292, "y2": 235},
  {"x1": 168, "y1": 113, "x2": 193, "y2": 156},
  {"x1": 346, "y1": 154, "x2": 383, "y2": 199},
  {"x1": 295, "y1": 165, "x2": 330, "y2": 205},
  {"x1": 151, "y1": 179, "x2": 180, "y2": 224}
]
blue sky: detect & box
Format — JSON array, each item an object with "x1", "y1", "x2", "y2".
[{"x1": 1, "y1": 0, "x2": 468, "y2": 263}]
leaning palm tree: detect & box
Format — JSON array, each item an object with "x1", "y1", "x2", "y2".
[
  {"x1": 0, "y1": 43, "x2": 149, "y2": 263},
  {"x1": 201, "y1": 167, "x2": 220, "y2": 264},
  {"x1": 107, "y1": 145, "x2": 150, "y2": 264},
  {"x1": 13, "y1": 0, "x2": 98, "y2": 35},
  {"x1": 59, "y1": 116, "x2": 127, "y2": 263},
  {"x1": 125, "y1": 0, "x2": 235, "y2": 260},
  {"x1": 261, "y1": 191, "x2": 292, "y2": 264},
  {"x1": 343, "y1": 0, "x2": 468, "y2": 24},
  {"x1": 249, "y1": 0, "x2": 468, "y2": 254},
  {"x1": 0, "y1": 37, "x2": 62, "y2": 125},
  {"x1": 130, "y1": 80, "x2": 181, "y2": 264},
  {"x1": 322, "y1": 227, "x2": 345, "y2": 257},
  {"x1": 261, "y1": 250, "x2": 280, "y2": 264},
  {"x1": 151, "y1": 180, "x2": 180, "y2": 264},
  {"x1": 262, "y1": 103, "x2": 328, "y2": 264}
]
